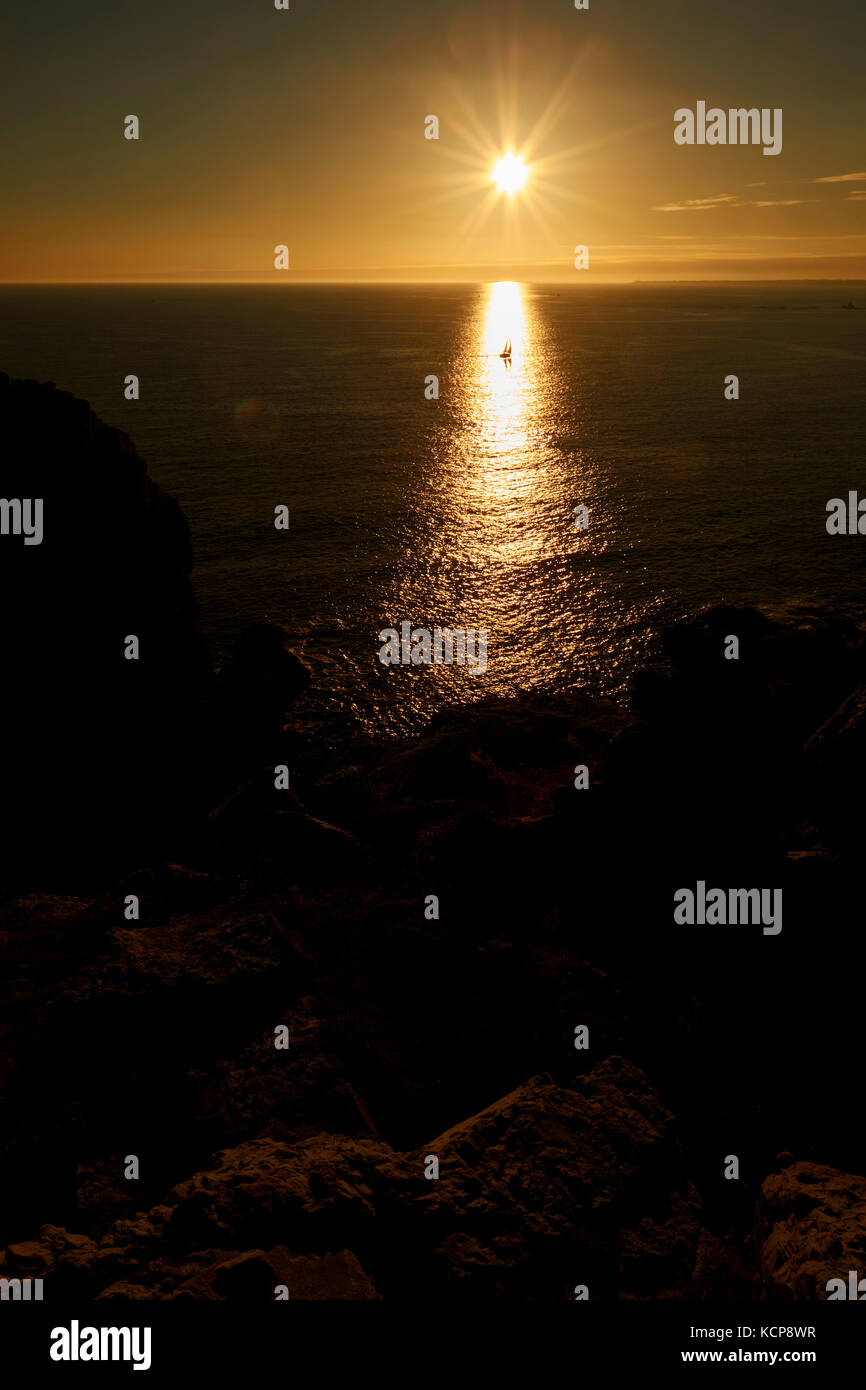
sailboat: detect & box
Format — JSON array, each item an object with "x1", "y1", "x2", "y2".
[{"x1": 499, "y1": 337, "x2": 512, "y2": 359}]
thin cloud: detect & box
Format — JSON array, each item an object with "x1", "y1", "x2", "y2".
[
  {"x1": 652, "y1": 194, "x2": 739, "y2": 212},
  {"x1": 653, "y1": 194, "x2": 808, "y2": 212},
  {"x1": 847, "y1": 191, "x2": 866, "y2": 201},
  {"x1": 813, "y1": 171, "x2": 866, "y2": 183}
]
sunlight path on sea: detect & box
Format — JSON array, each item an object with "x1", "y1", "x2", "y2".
[{"x1": 382, "y1": 280, "x2": 607, "y2": 706}]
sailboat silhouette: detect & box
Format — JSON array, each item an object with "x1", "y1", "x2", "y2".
[{"x1": 499, "y1": 337, "x2": 512, "y2": 359}]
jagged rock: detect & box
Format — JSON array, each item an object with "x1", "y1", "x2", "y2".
[
  {"x1": 804, "y1": 685, "x2": 866, "y2": 850},
  {"x1": 409, "y1": 1056, "x2": 698, "y2": 1297},
  {"x1": 163, "y1": 1133, "x2": 391, "y2": 1251},
  {"x1": 97, "y1": 1283, "x2": 163, "y2": 1301},
  {"x1": 5, "y1": 1241, "x2": 55, "y2": 1276},
  {"x1": 107, "y1": 912, "x2": 296, "y2": 991},
  {"x1": 74, "y1": 1160, "x2": 142, "y2": 1218},
  {"x1": 130, "y1": 1056, "x2": 700, "y2": 1299},
  {"x1": 758, "y1": 1161, "x2": 866, "y2": 1299},
  {"x1": 98, "y1": 1245, "x2": 381, "y2": 1301},
  {"x1": 210, "y1": 1250, "x2": 276, "y2": 1299},
  {"x1": 57, "y1": 1239, "x2": 132, "y2": 1294},
  {"x1": 806, "y1": 685, "x2": 866, "y2": 760},
  {"x1": 169, "y1": 1246, "x2": 380, "y2": 1301},
  {"x1": 618, "y1": 1189, "x2": 703, "y2": 1297},
  {"x1": 265, "y1": 1246, "x2": 381, "y2": 1300},
  {"x1": 189, "y1": 998, "x2": 380, "y2": 1146},
  {"x1": 686, "y1": 1228, "x2": 756, "y2": 1299}
]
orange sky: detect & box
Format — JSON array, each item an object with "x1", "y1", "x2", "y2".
[{"x1": 1, "y1": 0, "x2": 864, "y2": 282}]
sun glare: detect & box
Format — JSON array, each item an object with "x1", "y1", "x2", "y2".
[{"x1": 492, "y1": 153, "x2": 529, "y2": 195}]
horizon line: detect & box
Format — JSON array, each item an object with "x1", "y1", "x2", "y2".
[{"x1": 2, "y1": 277, "x2": 865, "y2": 287}]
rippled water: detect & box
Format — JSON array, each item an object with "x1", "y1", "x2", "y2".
[{"x1": 2, "y1": 282, "x2": 864, "y2": 735}]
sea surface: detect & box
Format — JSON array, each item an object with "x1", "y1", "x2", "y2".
[{"x1": 2, "y1": 282, "x2": 864, "y2": 737}]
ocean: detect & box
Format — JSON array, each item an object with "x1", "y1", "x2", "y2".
[{"x1": 1, "y1": 282, "x2": 864, "y2": 737}]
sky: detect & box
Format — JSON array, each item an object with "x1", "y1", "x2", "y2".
[{"x1": 1, "y1": 0, "x2": 865, "y2": 282}]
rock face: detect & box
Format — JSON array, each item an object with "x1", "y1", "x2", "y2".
[
  {"x1": 420, "y1": 1057, "x2": 701, "y2": 1299},
  {"x1": 758, "y1": 1162, "x2": 866, "y2": 1299},
  {"x1": 1, "y1": 1057, "x2": 703, "y2": 1300}
]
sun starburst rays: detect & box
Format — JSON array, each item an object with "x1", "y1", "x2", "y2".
[{"x1": 390, "y1": 41, "x2": 626, "y2": 267}]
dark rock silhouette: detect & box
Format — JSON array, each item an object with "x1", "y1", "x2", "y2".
[{"x1": 0, "y1": 374, "x2": 210, "y2": 883}]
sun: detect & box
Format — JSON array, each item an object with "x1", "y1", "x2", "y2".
[{"x1": 492, "y1": 153, "x2": 529, "y2": 195}]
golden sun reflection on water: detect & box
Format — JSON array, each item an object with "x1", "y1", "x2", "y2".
[
  {"x1": 461, "y1": 281, "x2": 547, "y2": 556},
  {"x1": 477, "y1": 281, "x2": 530, "y2": 466},
  {"x1": 484, "y1": 280, "x2": 525, "y2": 359},
  {"x1": 378, "y1": 280, "x2": 646, "y2": 725}
]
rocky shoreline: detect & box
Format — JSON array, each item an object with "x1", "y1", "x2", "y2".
[{"x1": 2, "y1": 375, "x2": 865, "y2": 1299}]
